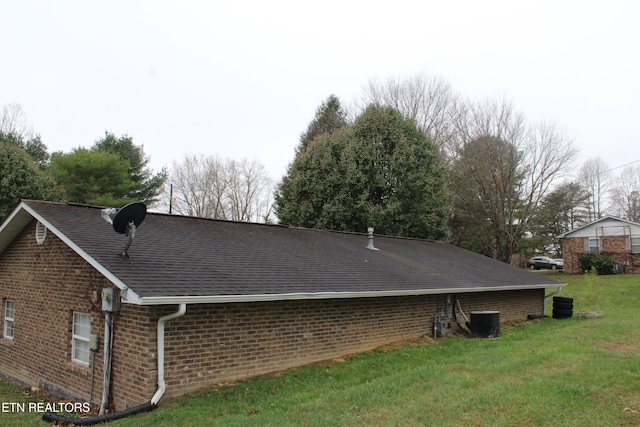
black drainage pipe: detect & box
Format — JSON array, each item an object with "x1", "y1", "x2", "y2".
[{"x1": 42, "y1": 401, "x2": 155, "y2": 425}]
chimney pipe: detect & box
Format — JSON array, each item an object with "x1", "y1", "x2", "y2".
[{"x1": 367, "y1": 227, "x2": 379, "y2": 250}]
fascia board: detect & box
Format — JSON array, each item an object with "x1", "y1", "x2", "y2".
[
  {"x1": 0, "y1": 203, "x2": 35, "y2": 253},
  {"x1": 19, "y1": 203, "x2": 143, "y2": 304},
  {"x1": 134, "y1": 283, "x2": 567, "y2": 306}
]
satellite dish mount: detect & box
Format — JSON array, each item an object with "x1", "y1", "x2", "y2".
[{"x1": 102, "y1": 202, "x2": 147, "y2": 257}]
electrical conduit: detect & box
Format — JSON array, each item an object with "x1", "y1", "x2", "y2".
[{"x1": 99, "y1": 312, "x2": 114, "y2": 415}]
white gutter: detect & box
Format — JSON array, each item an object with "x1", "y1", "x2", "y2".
[
  {"x1": 136, "y1": 283, "x2": 567, "y2": 305},
  {"x1": 151, "y1": 304, "x2": 187, "y2": 405}
]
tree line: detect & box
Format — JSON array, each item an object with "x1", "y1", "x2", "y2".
[
  {"x1": 0, "y1": 103, "x2": 168, "y2": 221},
  {"x1": 276, "y1": 74, "x2": 640, "y2": 263},
  {"x1": 0, "y1": 103, "x2": 273, "y2": 224},
  {"x1": 3, "y1": 73, "x2": 639, "y2": 265}
]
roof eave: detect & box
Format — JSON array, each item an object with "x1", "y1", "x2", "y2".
[
  {"x1": 3, "y1": 201, "x2": 566, "y2": 308},
  {"x1": 134, "y1": 283, "x2": 567, "y2": 305},
  {"x1": 10, "y1": 202, "x2": 144, "y2": 304},
  {"x1": 557, "y1": 215, "x2": 640, "y2": 238}
]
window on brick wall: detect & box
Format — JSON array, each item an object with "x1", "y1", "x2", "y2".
[
  {"x1": 632, "y1": 237, "x2": 640, "y2": 253},
  {"x1": 72, "y1": 312, "x2": 91, "y2": 365},
  {"x1": 3, "y1": 299, "x2": 15, "y2": 340},
  {"x1": 589, "y1": 237, "x2": 600, "y2": 254}
]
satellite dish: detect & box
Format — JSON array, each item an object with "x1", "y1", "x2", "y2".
[
  {"x1": 112, "y1": 202, "x2": 146, "y2": 234},
  {"x1": 101, "y1": 202, "x2": 147, "y2": 257}
]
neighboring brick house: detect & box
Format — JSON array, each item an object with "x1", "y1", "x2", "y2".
[
  {"x1": 0, "y1": 200, "x2": 564, "y2": 413},
  {"x1": 558, "y1": 216, "x2": 640, "y2": 274}
]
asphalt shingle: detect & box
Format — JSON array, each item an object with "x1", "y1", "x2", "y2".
[{"x1": 18, "y1": 201, "x2": 562, "y2": 299}]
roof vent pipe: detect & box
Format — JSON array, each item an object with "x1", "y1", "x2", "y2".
[{"x1": 367, "y1": 227, "x2": 379, "y2": 251}]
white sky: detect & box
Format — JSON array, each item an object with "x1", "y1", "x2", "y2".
[{"x1": 2, "y1": 0, "x2": 639, "y2": 183}]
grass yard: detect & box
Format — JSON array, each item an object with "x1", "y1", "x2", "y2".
[{"x1": 2, "y1": 271, "x2": 640, "y2": 426}]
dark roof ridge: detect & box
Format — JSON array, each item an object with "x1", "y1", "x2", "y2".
[
  {"x1": 286, "y1": 225, "x2": 440, "y2": 243},
  {"x1": 22, "y1": 199, "x2": 114, "y2": 209},
  {"x1": 148, "y1": 209, "x2": 290, "y2": 230},
  {"x1": 23, "y1": 200, "x2": 440, "y2": 243},
  {"x1": 23, "y1": 199, "x2": 289, "y2": 230}
]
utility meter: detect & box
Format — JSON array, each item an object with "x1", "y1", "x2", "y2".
[{"x1": 101, "y1": 288, "x2": 121, "y2": 312}]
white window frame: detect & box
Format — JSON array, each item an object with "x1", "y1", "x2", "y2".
[
  {"x1": 72, "y1": 312, "x2": 91, "y2": 365},
  {"x1": 588, "y1": 237, "x2": 600, "y2": 254},
  {"x1": 4, "y1": 299, "x2": 15, "y2": 340},
  {"x1": 631, "y1": 236, "x2": 640, "y2": 253}
]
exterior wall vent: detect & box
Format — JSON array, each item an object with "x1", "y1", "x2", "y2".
[{"x1": 35, "y1": 221, "x2": 47, "y2": 245}]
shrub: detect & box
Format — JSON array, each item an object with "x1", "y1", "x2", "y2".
[{"x1": 578, "y1": 252, "x2": 617, "y2": 275}]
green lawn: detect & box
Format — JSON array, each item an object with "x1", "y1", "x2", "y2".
[{"x1": 2, "y1": 271, "x2": 640, "y2": 426}]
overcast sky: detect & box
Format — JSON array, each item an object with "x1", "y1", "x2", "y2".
[{"x1": 2, "y1": 1, "x2": 639, "y2": 183}]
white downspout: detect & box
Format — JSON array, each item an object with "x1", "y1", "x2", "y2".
[{"x1": 151, "y1": 304, "x2": 186, "y2": 405}]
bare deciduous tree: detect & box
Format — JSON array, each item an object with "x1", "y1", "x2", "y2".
[
  {"x1": 0, "y1": 103, "x2": 50, "y2": 166},
  {"x1": 456, "y1": 98, "x2": 577, "y2": 213},
  {"x1": 352, "y1": 74, "x2": 579, "y2": 261},
  {"x1": 225, "y1": 158, "x2": 273, "y2": 222},
  {"x1": 358, "y1": 74, "x2": 461, "y2": 157},
  {"x1": 522, "y1": 120, "x2": 578, "y2": 218},
  {"x1": 578, "y1": 157, "x2": 611, "y2": 221},
  {"x1": 454, "y1": 97, "x2": 528, "y2": 152},
  {"x1": 0, "y1": 103, "x2": 35, "y2": 139},
  {"x1": 450, "y1": 136, "x2": 525, "y2": 260},
  {"x1": 610, "y1": 164, "x2": 640, "y2": 222},
  {"x1": 450, "y1": 97, "x2": 577, "y2": 262},
  {"x1": 169, "y1": 154, "x2": 273, "y2": 223},
  {"x1": 169, "y1": 154, "x2": 228, "y2": 218}
]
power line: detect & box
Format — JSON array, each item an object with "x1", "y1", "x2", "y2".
[{"x1": 602, "y1": 159, "x2": 640, "y2": 175}]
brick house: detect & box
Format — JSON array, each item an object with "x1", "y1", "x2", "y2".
[
  {"x1": 0, "y1": 200, "x2": 564, "y2": 412},
  {"x1": 558, "y1": 216, "x2": 640, "y2": 274}
]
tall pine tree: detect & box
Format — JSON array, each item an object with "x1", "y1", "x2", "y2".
[
  {"x1": 92, "y1": 132, "x2": 167, "y2": 205},
  {"x1": 297, "y1": 95, "x2": 347, "y2": 152}
]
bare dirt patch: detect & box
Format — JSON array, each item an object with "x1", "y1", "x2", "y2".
[{"x1": 593, "y1": 333, "x2": 640, "y2": 354}]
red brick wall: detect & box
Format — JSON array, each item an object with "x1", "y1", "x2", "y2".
[
  {"x1": 153, "y1": 288, "x2": 543, "y2": 402},
  {"x1": 110, "y1": 304, "x2": 157, "y2": 409},
  {"x1": 0, "y1": 221, "x2": 160, "y2": 411},
  {"x1": 454, "y1": 289, "x2": 544, "y2": 322},
  {"x1": 1, "y1": 220, "x2": 546, "y2": 411},
  {"x1": 562, "y1": 236, "x2": 636, "y2": 274},
  {"x1": 0, "y1": 220, "x2": 109, "y2": 404},
  {"x1": 562, "y1": 237, "x2": 585, "y2": 273}
]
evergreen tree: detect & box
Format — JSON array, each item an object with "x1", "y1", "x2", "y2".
[
  {"x1": 49, "y1": 148, "x2": 137, "y2": 207},
  {"x1": 276, "y1": 104, "x2": 451, "y2": 240},
  {"x1": 92, "y1": 132, "x2": 167, "y2": 205},
  {"x1": 298, "y1": 95, "x2": 347, "y2": 152},
  {"x1": 528, "y1": 182, "x2": 590, "y2": 254},
  {"x1": 0, "y1": 130, "x2": 50, "y2": 167},
  {"x1": 0, "y1": 138, "x2": 62, "y2": 221}
]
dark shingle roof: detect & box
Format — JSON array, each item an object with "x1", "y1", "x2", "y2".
[{"x1": 2, "y1": 201, "x2": 563, "y2": 304}]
